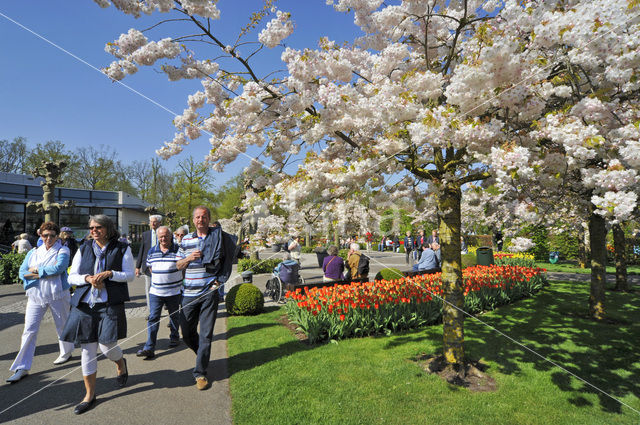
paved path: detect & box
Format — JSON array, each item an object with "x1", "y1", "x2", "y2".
[
  {"x1": 0, "y1": 275, "x2": 232, "y2": 424},
  {"x1": 1, "y1": 250, "x2": 636, "y2": 423}
]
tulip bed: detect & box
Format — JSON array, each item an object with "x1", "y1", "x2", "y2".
[
  {"x1": 285, "y1": 265, "x2": 547, "y2": 343},
  {"x1": 494, "y1": 252, "x2": 536, "y2": 267}
]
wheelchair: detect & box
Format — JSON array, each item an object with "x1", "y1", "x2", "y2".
[{"x1": 265, "y1": 260, "x2": 305, "y2": 303}]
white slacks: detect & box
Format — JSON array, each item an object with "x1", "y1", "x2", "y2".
[
  {"x1": 80, "y1": 342, "x2": 122, "y2": 376},
  {"x1": 10, "y1": 296, "x2": 74, "y2": 371},
  {"x1": 144, "y1": 274, "x2": 151, "y2": 314}
]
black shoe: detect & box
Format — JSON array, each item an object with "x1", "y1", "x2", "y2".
[
  {"x1": 74, "y1": 397, "x2": 96, "y2": 415},
  {"x1": 116, "y1": 358, "x2": 128, "y2": 387},
  {"x1": 136, "y1": 349, "x2": 155, "y2": 359},
  {"x1": 168, "y1": 339, "x2": 180, "y2": 348}
]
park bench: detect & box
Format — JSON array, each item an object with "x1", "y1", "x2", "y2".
[
  {"x1": 283, "y1": 277, "x2": 368, "y2": 292},
  {"x1": 402, "y1": 268, "x2": 441, "y2": 278}
]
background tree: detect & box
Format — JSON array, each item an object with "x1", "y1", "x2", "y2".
[
  {"x1": 129, "y1": 157, "x2": 174, "y2": 209},
  {"x1": 0, "y1": 137, "x2": 27, "y2": 173},
  {"x1": 214, "y1": 174, "x2": 244, "y2": 219},
  {"x1": 68, "y1": 145, "x2": 135, "y2": 193},
  {"x1": 23, "y1": 140, "x2": 76, "y2": 182},
  {"x1": 168, "y1": 156, "x2": 216, "y2": 222}
]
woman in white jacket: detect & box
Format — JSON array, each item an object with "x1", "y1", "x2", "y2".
[{"x1": 7, "y1": 222, "x2": 75, "y2": 383}]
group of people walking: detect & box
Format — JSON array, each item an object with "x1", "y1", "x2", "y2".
[{"x1": 7, "y1": 206, "x2": 234, "y2": 414}]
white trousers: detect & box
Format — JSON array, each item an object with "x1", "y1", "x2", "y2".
[
  {"x1": 10, "y1": 296, "x2": 74, "y2": 371},
  {"x1": 81, "y1": 342, "x2": 122, "y2": 376},
  {"x1": 144, "y1": 274, "x2": 151, "y2": 314}
]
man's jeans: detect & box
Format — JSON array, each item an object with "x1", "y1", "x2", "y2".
[
  {"x1": 180, "y1": 289, "x2": 219, "y2": 379},
  {"x1": 143, "y1": 293, "x2": 180, "y2": 352}
]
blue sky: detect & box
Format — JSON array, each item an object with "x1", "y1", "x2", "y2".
[{"x1": 0, "y1": 1, "x2": 358, "y2": 188}]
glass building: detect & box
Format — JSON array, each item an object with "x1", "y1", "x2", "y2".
[{"x1": 0, "y1": 172, "x2": 149, "y2": 247}]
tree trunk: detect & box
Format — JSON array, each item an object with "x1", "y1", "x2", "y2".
[
  {"x1": 612, "y1": 223, "x2": 629, "y2": 291},
  {"x1": 438, "y1": 184, "x2": 465, "y2": 365},
  {"x1": 577, "y1": 224, "x2": 588, "y2": 268},
  {"x1": 588, "y1": 211, "x2": 606, "y2": 320},
  {"x1": 306, "y1": 228, "x2": 311, "y2": 248},
  {"x1": 333, "y1": 225, "x2": 339, "y2": 247}
]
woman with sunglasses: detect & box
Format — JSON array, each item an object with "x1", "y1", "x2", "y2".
[
  {"x1": 7, "y1": 222, "x2": 75, "y2": 383},
  {"x1": 61, "y1": 214, "x2": 134, "y2": 414}
]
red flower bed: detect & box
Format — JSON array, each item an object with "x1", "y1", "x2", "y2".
[{"x1": 284, "y1": 265, "x2": 547, "y2": 343}]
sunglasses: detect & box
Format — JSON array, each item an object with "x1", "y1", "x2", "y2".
[
  {"x1": 41, "y1": 233, "x2": 57, "y2": 238},
  {"x1": 89, "y1": 226, "x2": 104, "y2": 231}
]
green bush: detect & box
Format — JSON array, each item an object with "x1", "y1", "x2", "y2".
[
  {"x1": 359, "y1": 243, "x2": 367, "y2": 250},
  {"x1": 525, "y1": 225, "x2": 549, "y2": 261},
  {"x1": 226, "y1": 283, "x2": 264, "y2": 315},
  {"x1": 550, "y1": 231, "x2": 580, "y2": 260},
  {"x1": 462, "y1": 253, "x2": 476, "y2": 268},
  {"x1": 338, "y1": 249, "x2": 349, "y2": 261},
  {"x1": 374, "y1": 267, "x2": 404, "y2": 281},
  {"x1": 398, "y1": 246, "x2": 405, "y2": 253},
  {"x1": 0, "y1": 251, "x2": 27, "y2": 285},
  {"x1": 237, "y1": 258, "x2": 282, "y2": 274},
  {"x1": 301, "y1": 246, "x2": 314, "y2": 254}
]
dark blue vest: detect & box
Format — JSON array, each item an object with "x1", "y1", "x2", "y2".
[{"x1": 70, "y1": 240, "x2": 130, "y2": 307}]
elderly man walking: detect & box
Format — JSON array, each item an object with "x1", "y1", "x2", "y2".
[
  {"x1": 176, "y1": 206, "x2": 233, "y2": 390},
  {"x1": 136, "y1": 226, "x2": 181, "y2": 359},
  {"x1": 136, "y1": 215, "x2": 163, "y2": 315}
]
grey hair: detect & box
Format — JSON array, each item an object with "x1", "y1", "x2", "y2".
[
  {"x1": 327, "y1": 245, "x2": 339, "y2": 256},
  {"x1": 350, "y1": 243, "x2": 360, "y2": 251},
  {"x1": 157, "y1": 225, "x2": 171, "y2": 234},
  {"x1": 89, "y1": 214, "x2": 119, "y2": 241},
  {"x1": 192, "y1": 206, "x2": 211, "y2": 218},
  {"x1": 174, "y1": 225, "x2": 190, "y2": 235},
  {"x1": 149, "y1": 214, "x2": 163, "y2": 222}
]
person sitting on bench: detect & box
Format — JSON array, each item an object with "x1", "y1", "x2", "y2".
[
  {"x1": 412, "y1": 243, "x2": 441, "y2": 274},
  {"x1": 322, "y1": 245, "x2": 344, "y2": 282}
]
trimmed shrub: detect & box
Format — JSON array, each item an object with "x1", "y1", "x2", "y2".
[
  {"x1": 524, "y1": 225, "x2": 550, "y2": 261},
  {"x1": 375, "y1": 267, "x2": 404, "y2": 281},
  {"x1": 550, "y1": 231, "x2": 580, "y2": 260},
  {"x1": 226, "y1": 283, "x2": 264, "y2": 315},
  {"x1": 466, "y1": 235, "x2": 493, "y2": 248},
  {"x1": 0, "y1": 251, "x2": 27, "y2": 285},
  {"x1": 338, "y1": 249, "x2": 349, "y2": 261},
  {"x1": 301, "y1": 246, "x2": 314, "y2": 254},
  {"x1": 462, "y1": 253, "x2": 476, "y2": 268},
  {"x1": 237, "y1": 258, "x2": 282, "y2": 274}
]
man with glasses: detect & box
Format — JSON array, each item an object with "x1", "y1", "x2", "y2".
[{"x1": 135, "y1": 215, "x2": 163, "y2": 315}]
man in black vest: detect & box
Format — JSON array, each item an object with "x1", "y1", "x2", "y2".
[{"x1": 136, "y1": 215, "x2": 162, "y2": 315}]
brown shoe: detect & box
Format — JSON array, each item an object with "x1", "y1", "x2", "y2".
[
  {"x1": 196, "y1": 376, "x2": 209, "y2": 391},
  {"x1": 195, "y1": 376, "x2": 209, "y2": 390}
]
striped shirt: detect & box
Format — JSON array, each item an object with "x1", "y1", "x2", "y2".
[
  {"x1": 177, "y1": 233, "x2": 217, "y2": 298},
  {"x1": 146, "y1": 243, "x2": 183, "y2": 297}
]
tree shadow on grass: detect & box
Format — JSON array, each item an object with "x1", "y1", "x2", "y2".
[
  {"x1": 461, "y1": 281, "x2": 640, "y2": 415},
  {"x1": 227, "y1": 340, "x2": 313, "y2": 376},
  {"x1": 226, "y1": 306, "x2": 314, "y2": 376}
]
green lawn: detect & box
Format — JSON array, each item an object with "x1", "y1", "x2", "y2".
[
  {"x1": 227, "y1": 281, "x2": 640, "y2": 425},
  {"x1": 536, "y1": 261, "x2": 640, "y2": 275}
]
